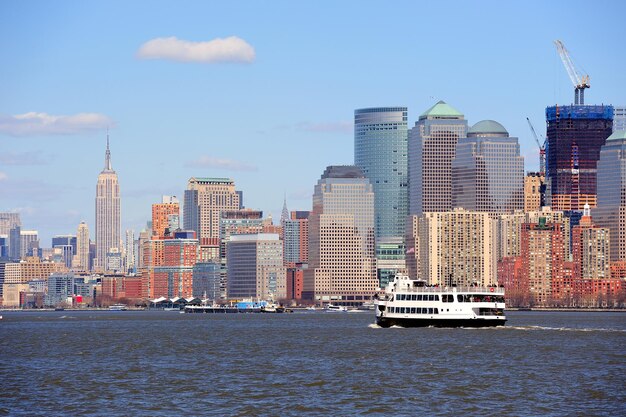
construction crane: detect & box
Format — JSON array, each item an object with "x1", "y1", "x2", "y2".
[
  {"x1": 554, "y1": 40, "x2": 590, "y2": 105},
  {"x1": 526, "y1": 117, "x2": 546, "y2": 175}
]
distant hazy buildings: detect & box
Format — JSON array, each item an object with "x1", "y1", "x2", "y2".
[
  {"x1": 303, "y1": 166, "x2": 377, "y2": 304},
  {"x1": 0, "y1": 213, "x2": 20, "y2": 258},
  {"x1": 419, "y1": 208, "x2": 496, "y2": 287},
  {"x1": 184, "y1": 178, "x2": 240, "y2": 240},
  {"x1": 452, "y1": 120, "x2": 524, "y2": 214},
  {"x1": 226, "y1": 233, "x2": 286, "y2": 301},
  {"x1": 593, "y1": 130, "x2": 626, "y2": 261},
  {"x1": 544, "y1": 104, "x2": 613, "y2": 210},
  {"x1": 95, "y1": 137, "x2": 121, "y2": 271},
  {"x1": 354, "y1": 107, "x2": 408, "y2": 239},
  {"x1": 19, "y1": 231, "x2": 39, "y2": 259},
  {"x1": 409, "y1": 101, "x2": 468, "y2": 215}
]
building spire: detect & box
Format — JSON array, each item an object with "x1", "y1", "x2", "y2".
[
  {"x1": 280, "y1": 193, "x2": 289, "y2": 224},
  {"x1": 104, "y1": 128, "x2": 112, "y2": 171}
]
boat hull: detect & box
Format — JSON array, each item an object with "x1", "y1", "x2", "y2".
[{"x1": 376, "y1": 317, "x2": 506, "y2": 328}]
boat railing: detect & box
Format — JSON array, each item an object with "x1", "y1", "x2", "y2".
[{"x1": 390, "y1": 284, "x2": 505, "y2": 295}]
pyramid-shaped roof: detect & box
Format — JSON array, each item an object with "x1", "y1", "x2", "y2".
[
  {"x1": 607, "y1": 130, "x2": 626, "y2": 141},
  {"x1": 419, "y1": 100, "x2": 464, "y2": 120}
]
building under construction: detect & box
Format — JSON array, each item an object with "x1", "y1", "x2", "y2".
[{"x1": 545, "y1": 104, "x2": 613, "y2": 211}]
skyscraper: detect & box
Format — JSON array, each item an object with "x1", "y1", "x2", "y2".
[
  {"x1": 75, "y1": 221, "x2": 90, "y2": 272},
  {"x1": 452, "y1": 120, "x2": 524, "y2": 214},
  {"x1": 95, "y1": 135, "x2": 121, "y2": 271},
  {"x1": 409, "y1": 101, "x2": 467, "y2": 215},
  {"x1": 593, "y1": 130, "x2": 626, "y2": 261},
  {"x1": 183, "y1": 178, "x2": 240, "y2": 240},
  {"x1": 303, "y1": 166, "x2": 377, "y2": 305},
  {"x1": 124, "y1": 229, "x2": 135, "y2": 274},
  {"x1": 545, "y1": 104, "x2": 613, "y2": 210},
  {"x1": 283, "y1": 210, "x2": 309, "y2": 264},
  {"x1": 354, "y1": 107, "x2": 408, "y2": 239}
]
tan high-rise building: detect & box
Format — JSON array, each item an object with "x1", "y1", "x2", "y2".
[
  {"x1": 524, "y1": 172, "x2": 545, "y2": 212},
  {"x1": 526, "y1": 207, "x2": 571, "y2": 258},
  {"x1": 520, "y1": 219, "x2": 565, "y2": 306},
  {"x1": 408, "y1": 101, "x2": 468, "y2": 215},
  {"x1": 3, "y1": 257, "x2": 65, "y2": 284},
  {"x1": 405, "y1": 215, "x2": 420, "y2": 279},
  {"x1": 497, "y1": 211, "x2": 526, "y2": 260},
  {"x1": 95, "y1": 136, "x2": 121, "y2": 271},
  {"x1": 74, "y1": 221, "x2": 90, "y2": 271},
  {"x1": 184, "y1": 178, "x2": 240, "y2": 240},
  {"x1": 303, "y1": 166, "x2": 377, "y2": 305},
  {"x1": 419, "y1": 208, "x2": 496, "y2": 287},
  {"x1": 572, "y1": 207, "x2": 610, "y2": 279},
  {"x1": 152, "y1": 196, "x2": 180, "y2": 238}
]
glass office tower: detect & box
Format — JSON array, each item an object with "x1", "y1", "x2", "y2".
[{"x1": 354, "y1": 107, "x2": 408, "y2": 239}]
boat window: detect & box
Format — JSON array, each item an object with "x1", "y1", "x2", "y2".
[
  {"x1": 428, "y1": 295, "x2": 434, "y2": 301},
  {"x1": 412, "y1": 294, "x2": 417, "y2": 301},
  {"x1": 434, "y1": 295, "x2": 439, "y2": 301},
  {"x1": 434, "y1": 308, "x2": 438, "y2": 314},
  {"x1": 417, "y1": 294, "x2": 422, "y2": 301},
  {"x1": 428, "y1": 308, "x2": 434, "y2": 314},
  {"x1": 457, "y1": 295, "x2": 463, "y2": 302},
  {"x1": 410, "y1": 307, "x2": 416, "y2": 314}
]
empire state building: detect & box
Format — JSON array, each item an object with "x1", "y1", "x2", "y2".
[{"x1": 95, "y1": 135, "x2": 120, "y2": 271}]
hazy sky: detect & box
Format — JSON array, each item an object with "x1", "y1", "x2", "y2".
[{"x1": 1, "y1": 0, "x2": 625, "y2": 245}]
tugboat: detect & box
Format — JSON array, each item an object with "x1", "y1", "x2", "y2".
[{"x1": 375, "y1": 274, "x2": 506, "y2": 328}]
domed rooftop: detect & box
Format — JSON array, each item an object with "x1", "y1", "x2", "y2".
[
  {"x1": 607, "y1": 130, "x2": 626, "y2": 141},
  {"x1": 468, "y1": 120, "x2": 508, "y2": 136}
]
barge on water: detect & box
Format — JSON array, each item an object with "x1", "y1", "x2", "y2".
[{"x1": 375, "y1": 274, "x2": 506, "y2": 328}]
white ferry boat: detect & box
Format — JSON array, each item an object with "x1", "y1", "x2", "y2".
[
  {"x1": 375, "y1": 275, "x2": 506, "y2": 328},
  {"x1": 109, "y1": 304, "x2": 127, "y2": 311}
]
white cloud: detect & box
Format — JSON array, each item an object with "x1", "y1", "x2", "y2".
[
  {"x1": 137, "y1": 36, "x2": 255, "y2": 63},
  {"x1": 186, "y1": 156, "x2": 258, "y2": 172},
  {"x1": 0, "y1": 172, "x2": 7, "y2": 181},
  {"x1": 0, "y1": 112, "x2": 113, "y2": 137}
]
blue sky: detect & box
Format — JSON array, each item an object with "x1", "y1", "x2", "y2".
[{"x1": 1, "y1": 0, "x2": 625, "y2": 245}]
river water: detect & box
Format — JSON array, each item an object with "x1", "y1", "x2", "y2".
[{"x1": 0, "y1": 310, "x2": 624, "y2": 416}]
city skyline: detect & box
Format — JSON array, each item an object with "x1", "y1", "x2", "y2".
[{"x1": 1, "y1": 1, "x2": 626, "y2": 243}]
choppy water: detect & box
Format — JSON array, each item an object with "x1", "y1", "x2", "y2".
[{"x1": 0, "y1": 310, "x2": 624, "y2": 416}]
